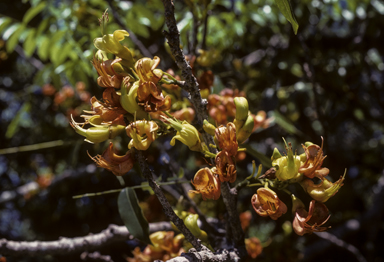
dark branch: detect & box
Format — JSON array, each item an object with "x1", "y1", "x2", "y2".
[
  {"x1": 136, "y1": 150, "x2": 203, "y2": 251},
  {"x1": 0, "y1": 222, "x2": 171, "y2": 256}
]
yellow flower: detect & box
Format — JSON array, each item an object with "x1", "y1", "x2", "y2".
[
  {"x1": 126, "y1": 120, "x2": 158, "y2": 150},
  {"x1": 162, "y1": 116, "x2": 202, "y2": 152},
  {"x1": 272, "y1": 141, "x2": 302, "y2": 182},
  {"x1": 94, "y1": 30, "x2": 134, "y2": 68}
]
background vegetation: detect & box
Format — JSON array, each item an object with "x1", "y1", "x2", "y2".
[{"x1": 0, "y1": 0, "x2": 383, "y2": 261}]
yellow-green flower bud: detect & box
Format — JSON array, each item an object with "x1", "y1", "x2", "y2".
[
  {"x1": 272, "y1": 140, "x2": 302, "y2": 182},
  {"x1": 300, "y1": 171, "x2": 346, "y2": 202},
  {"x1": 120, "y1": 78, "x2": 148, "y2": 120},
  {"x1": 234, "y1": 97, "x2": 249, "y2": 125},
  {"x1": 203, "y1": 120, "x2": 216, "y2": 136},
  {"x1": 126, "y1": 120, "x2": 158, "y2": 151},
  {"x1": 271, "y1": 147, "x2": 282, "y2": 161},
  {"x1": 94, "y1": 30, "x2": 134, "y2": 68},
  {"x1": 70, "y1": 115, "x2": 125, "y2": 144},
  {"x1": 162, "y1": 117, "x2": 202, "y2": 152},
  {"x1": 184, "y1": 214, "x2": 202, "y2": 237},
  {"x1": 236, "y1": 114, "x2": 255, "y2": 144}
]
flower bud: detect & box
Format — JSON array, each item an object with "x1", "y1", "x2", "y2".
[
  {"x1": 271, "y1": 147, "x2": 282, "y2": 161},
  {"x1": 162, "y1": 116, "x2": 202, "y2": 152},
  {"x1": 235, "y1": 115, "x2": 255, "y2": 144},
  {"x1": 291, "y1": 194, "x2": 305, "y2": 214},
  {"x1": 70, "y1": 115, "x2": 125, "y2": 144},
  {"x1": 300, "y1": 171, "x2": 346, "y2": 202},
  {"x1": 183, "y1": 214, "x2": 202, "y2": 237},
  {"x1": 203, "y1": 120, "x2": 216, "y2": 136},
  {"x1": 272, "y1": 141, "x2": 302, "y2": 182},
  {"x1": 234, "y1": 97, "x2": 249, "y2": 126}
]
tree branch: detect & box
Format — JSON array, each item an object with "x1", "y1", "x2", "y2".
[
  {"x1": 161, "y1": 0, "x2": 209, "y2": 133},
  {"x1": 0, "y1": 222, "x2": 171, "y2": 256},
  {"x1": 162, "y1": 246, "x2": 241, "y2": 262},
  {"x1": 136, "y1": 150, "x2": 203, "y2": 251}
]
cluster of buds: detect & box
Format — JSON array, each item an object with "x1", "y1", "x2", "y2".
[{"x1": 251, "y1": 137, "x2": 345, "y2": 235}]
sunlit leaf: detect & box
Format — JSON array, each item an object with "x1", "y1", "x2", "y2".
[
  {"x1": 38, "y1": 36, "x2": 50, "y2": 60},
  {"x1": 118, "y1": 187, "x2": 152, "y2": 245},
  {"x1": 6, "y1": 24, "x2": 26, "y2": 52},
  {"x1": 0, "y1": 17, "x2": 12, "y2": 35},
  {"x1": 23, "y1": 29, "x2": 37, "y2": 57},
  {"x1": 22, "y1": 2, "x2": 46, "y2": 24},
  {"x1": 274, "y1": 0, "x2": 299, "y2": 34}
]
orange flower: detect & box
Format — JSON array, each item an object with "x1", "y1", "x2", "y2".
[
  {"x1": 251, "y1": 187, "x2": 287, "y2": 220},
  {"x1": 82, "y1": 96, "x2": 126, "y2": 123},
  {"x1": 190, "y1": 168, "x2": 221, "y2": 200},
  {"x1": 91, "y1": 56, "x2": 123, "y2": 88},
  {"x1": 89, "y1": 142, "x2": 134, "y2": 176},
  {"x1": 137, "y1": 81, "x2": 172, "y2": 112},
  {"x1": 171, "y1": 108, "x2": 195, "y2": 123},
  {"x1": 299, "y1": 138, "x2": 329, "y2": 179},
  {"x1": 215, "y1": 122, "x2": 238, "y2": 156},
  {"x1": 245, "y1": 237, "x2": 263, "y2": 259},
  {"x1": 214, "y1": 151, "x2": 237, "y2": 183},
  {"x1": 239, "y1": 211, "x2": 252, "y2": 231},
  {"x1": 135, "y1": 56, "x2": 163, "y2": 84},
  {"x1": 292, "y1": 199, "x2": 330, "y2": 236}
]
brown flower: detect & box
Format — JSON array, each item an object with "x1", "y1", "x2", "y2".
[
  {"x1": 190, "y1": 168, "x2": 221, "y2": 200},
  {"x1": 197, "y1": 70, "x2": 214, "y2": 91},
  {"x1": 299, "y1": 137, "x2": 329, "y2": 179},
  {"x1": 92, "y1": 56, "x2": 123, "y2": 88},
  {"x1": 171, "y1": 108, "x2": 195, "y2": 123},
  {"x1": 215, "y1": 122, "x2": 238, "y2": 156},
  {"x1": 214, "y1": 151, "x2": 237, "y2": 183},
  {"x1": 293, "y1": 200, "x2": 330, "y2": 236},
  {"x1": 245, "y1": 237, "x2": 263, "y2": 259},
  {"x1": 82, "y1": 96, "x2": 126, "y2": 123},
  {"x1": 137, "y1": 81, "x2": 171, "y2": 112},
  {"x1": 89, "y1": 142, "x2": 134, "y2": 176},
  {"x1": 251, "y1": 187, "x2": 287, "y2": 220}
]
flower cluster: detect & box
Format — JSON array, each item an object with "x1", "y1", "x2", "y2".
[{"x1": 251, "y1": 137, "x2": 345, "y2": 235}]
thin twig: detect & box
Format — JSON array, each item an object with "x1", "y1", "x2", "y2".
[
  {"x1": 136, "y1": 150, "x2": 203, "y2": 251},
  {"x1": 315, "y1": 232, "x2": 367, "y2": 262}
]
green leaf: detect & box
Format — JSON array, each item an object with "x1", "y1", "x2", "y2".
[
  {"x1": 274, "y1": 0, "x2": 299, "y2": 34},
  {"x1": 22, "y1": 2, "x2": 46, "y2": 24},
  {"x1": 36, "y1": 16, "x2": 50, "y2": 36},
  {"x1": 23, "y1": 29, "x2": 37, "y2": 57},
  {"x1": 118, "y1": 187, "x2": 152, "y2": 245},
  {"x1": 243, "y1": 144, "x2": 272, "y2": 168},
  {"x1": 272, "y1": 110, "x2": 303, "y2": 135},
  {"x1": 0, "y1": 17, "x2": 12, "y2": 35},
  {"x1": 5, "y1": 102, "x2": 31, "y2": 139},
  {"x1": 50, "y1": 30, "x2": 66, "y2": 46},
  {"x1": 6, "y1": 24, "x2": 26, "y2": 52},
  {"x1": 38, "y1": 36, "x2": 50, "y2": 60}
]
